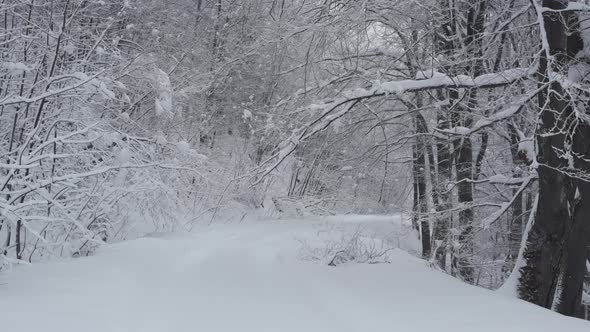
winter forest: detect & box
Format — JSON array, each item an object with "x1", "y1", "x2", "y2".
[{"x1": 1, "y1": 0, "x2": 590, "y2": 330}]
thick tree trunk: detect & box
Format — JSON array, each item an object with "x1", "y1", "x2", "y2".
[
  {"x1": 453, "y1": 131, "x2": 474, "y2": 282},
  {"x1": 430, "y1": 0, "x2": 456, "y2": 272},
  {"x1": 451, "y1": 0, "x2": 487, "y2": 283},
  {"x1": 507, "y1": 124, "x2": 525, "y2": 267},
  {"x1": 432, "y1": 126, "x2": 452, "y2": 270},
  {"x1": 518, "y1": 1, "x2": 590, "y2": 318}
]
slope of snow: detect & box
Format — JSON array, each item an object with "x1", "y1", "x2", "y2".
[{"x1": 1, "y1": 215, "x2": 588, "y2": 332}]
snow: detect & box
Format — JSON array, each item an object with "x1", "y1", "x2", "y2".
[
  {"x1": 488, "y1": 174, "x2": 509, "y2": 183},
  {"x1": 415, "y1": 69, "x2": 445, "y2": 80},
  {"x1": 95, "y1": 46, "x2": 106, "y2": 55},
  {"x1": 445, "y1": 126, "x2": 471, "y2": 135},
  {"x1": 518, "y1": 138, "x2": 535, "y2": 162},
  {"x1": 155, "y1": 98, "x2": 171, "y2": 117},
  {"x1": 153, "y1": 69, "x2": 173, "y2": 118},
  {"x1": 580, "y1": 11, "x2": 590, "y2": 58},
  {"x1": 487, "y1": 174, "x2": 534, "y2": 185},
  {"x1": 499, "y1": 195, "x2": 538, "y2": 298},
  {"x1": 98, "y1": 81, "x2": 116, "y2": 99},
  {"x1": 1, "y1": 215, "x2": 588, "y2": 332},
  {"x1": 176, "y1": 140, "x2": 191, "y2": 153},
  {"x1": 116, "y1": 147, "x2": 131, "y2": 164},
  {"x1": 154, "y1": 133, "x2": 168, "y2": 145},
  {"x1": 541, "y1": 2, "x2": 590, "y2": 14},
  {"x1": 120, "y1": 112, "x2": 130, "y2": 121},
  {"x1": 2, "y1": 62, "x2": 32, "y2": 72},
  {"x1": 243, "y1": 109, "x2": 253, "y2": 120},
  {"x1": 377, "y1": 67, "x2": 529, "y2": 96}
]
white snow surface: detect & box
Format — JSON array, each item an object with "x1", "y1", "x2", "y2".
[{"x1": 1, "y1": 215, "x2": 589, "y2": 332}]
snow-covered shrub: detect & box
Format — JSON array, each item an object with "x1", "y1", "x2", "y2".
[{"x1": 299, "y1": 228, "x2": 396, "y2": 266}]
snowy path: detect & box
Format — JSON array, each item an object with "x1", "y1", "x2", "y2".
[{"x1": 1, "y1": 215, "x2": 589, "y2": 332}]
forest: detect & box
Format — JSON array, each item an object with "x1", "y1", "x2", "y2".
[{"x1": 1, "y1": 0, "x2": 590, "y2": 329}]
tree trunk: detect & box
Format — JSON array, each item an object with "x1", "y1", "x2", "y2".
[
  {"x1": 451, "y1": 0, "x2": 487, "y2": 283},
  {"x1": 413, "y1": 115, "x2": 431, "y2": 258},
  {"x1": 507, "y1": 123, "x2": 525, "y2": 268},
  {"x1": 411, "y1": 144, "x2": 420, "y2": 232},
  {"x1": 430, "y1": 0, "x2": 456, "y2": 272},
  {"x1": 517, "y1": 1, "x2": 590, "y2": 318},
  {"x1": 432, "y1": 126, "x2": 451, "y2": 270}
]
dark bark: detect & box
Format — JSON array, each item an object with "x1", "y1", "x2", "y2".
[
  {"x1": 413, "y1": 115, "x2": 431, "y2": 258},
  {"x1": 518, "y1": 1, "x2": 590, "y2": 318},
  {"x1": 507, "y1": 124, "x2": 524, "y2": 266},
  {"x1": 404, "y1": 20, "x2": 435, "y2": 259},
  {"x1": 451, "y1": 0, "x2": 487, "y2": 283},
  {"x1": 412, "y1": 144, "x2": 420, "y2": 232},
  {"x1": 432, "y1": 122, "x2": 452, "y2": 270},
  {"x1": 429, "y1": 0, "x2": 488, "y2": 280},
  {"x1": 559, "y1": 103, "x2": 590, "y2": 315},
  {"x1": 453, "y1": 132, "x2": 474, "y2": 282},
  {"x1": 430, "y1": 0, "x2": 457, "y2": 271},
  {"x1": 519, "y1": 0, "x2": 571, "y2": 309},
  {"x1": 473, "y1": 131, "x2": 488, "y2": 180},
  {"x1": 2, "y1": 223, "x2": 10, "y2": 256},
  {"x1": 15, "y1": 220, "x2": 21, "y2": 260}
]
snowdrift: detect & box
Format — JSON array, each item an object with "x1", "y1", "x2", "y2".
[{"x1": 0, "y1": 216, "x2": 588, "y2": 332}]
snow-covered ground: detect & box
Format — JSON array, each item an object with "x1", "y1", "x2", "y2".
[{"x1": 1, "y1": 215, "x2": 588, "y2": 332}]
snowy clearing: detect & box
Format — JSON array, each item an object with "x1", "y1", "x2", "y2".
[{"x1": 1, "y1": 215, "x2": 588, "y2": 332}]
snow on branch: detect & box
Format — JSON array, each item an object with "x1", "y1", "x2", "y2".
[
  {"x1": 256, "y1": 67, "x2": 534, "y2": 181},
  {"x1": 541, "y1": 2, "x2": 590, "y2": 13},
  {"x1": 374, "y1": 67, "x2": 532, "y2": 94},
  {"x1": 437, "y1": 84, "x2": 547, "y2": 136},
  {"x1": 0, "y1": 71, "x2": 104, "y2": 106},
  {"x1": 479, "y1": 174, "x2": 537, "y2": 186},
  {"x1": 481, "y1": 176, "x2": 535, "y2": 230},
  {"x1": 254, "y1": 100, "x2": 360, "y2": 184}
]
